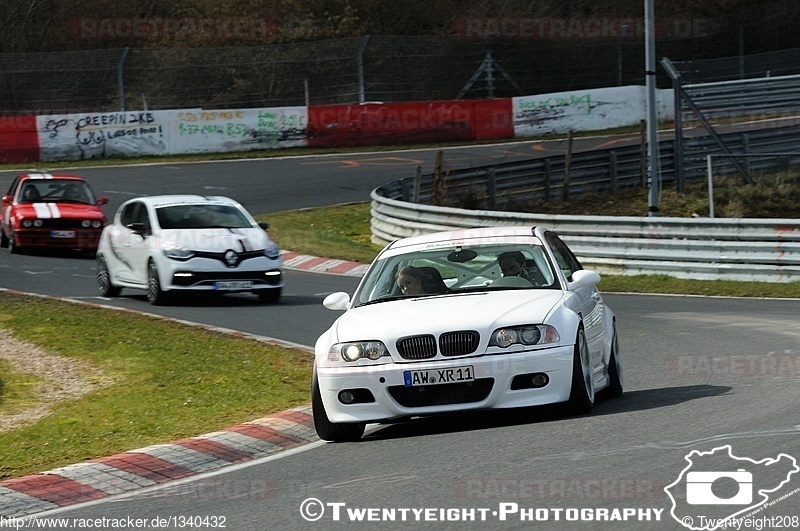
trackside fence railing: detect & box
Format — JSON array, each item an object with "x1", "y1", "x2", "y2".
[{"x1": 370, "y1": 191, "x2": 800, "y2": 284}]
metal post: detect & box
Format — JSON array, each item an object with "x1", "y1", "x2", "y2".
[
  {"x1": 707, "y1": 155, "x2": 715, "y2": 218},
  {"x1": 617, "y1": 24, "x2": 629, "y2": 86},
  {"x1": 117, "y1": 47, "x2": 129, "y2": 113},
  {"x1": 661, "y1": 58, "x2": 683, "y2": 192},
  {"x1": 645, "y1": 0, "x2": 661, "y2": 216},
  {"x1": 357, "y1": 36, "x2": 370, "y2": 103}
]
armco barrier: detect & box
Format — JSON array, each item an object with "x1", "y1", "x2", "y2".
[{"x1": 370, "y1": 190, "x2": 800, "y2": 283}]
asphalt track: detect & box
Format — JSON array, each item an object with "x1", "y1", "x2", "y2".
[{"x1": 1, "y1": 136, "x2": 799, "y2": 530}]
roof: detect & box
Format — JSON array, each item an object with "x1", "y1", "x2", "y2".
[
  {"x1": 20, "y1": 172, "x2": 86, "y2": 181},
  {"x1": 132, "y1": 195, "x2": 241, "y2": 208},
  {"x1": 387, "y1": 226, "x2": 539, "y2": 250}
]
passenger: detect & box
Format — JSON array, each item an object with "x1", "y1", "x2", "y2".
[
  {"x1": 63, "y1": 183, "x2": 85, "y2": 202},
  {"x1": 497, "y1": 251, "x2": 545, "y2": 287},
  {"x1": 396, "y1": 265, "x2": 449, "y2": 295}
]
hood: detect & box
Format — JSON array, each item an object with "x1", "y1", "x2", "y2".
[
  {"x1": 333, "y1": 290, "x2": 565, "y2": 343},
  {"x1": 17, "y1": 202, "x2": 105, "y2": 220},
  {"x1": 158, "y1": 227, "x2": 269, "y2": 252}
]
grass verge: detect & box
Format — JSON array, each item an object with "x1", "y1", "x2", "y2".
[{"x1": 0, "y1": 293, "x2": 312, "y2": 480}]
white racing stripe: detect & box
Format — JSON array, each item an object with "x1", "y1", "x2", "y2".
[{"x1": 32, "y1": 203, "x2": 61, "y2": 219}]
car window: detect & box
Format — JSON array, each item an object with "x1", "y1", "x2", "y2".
[
  {"x1": 353, "y1": 240, "x2": 557, "y2": 306},
  {"x1": 120, "y1": 202, "x2": 148, "y2": 228},
  {"x1": 40, "y1": 180, "x2": 95, "y2": 204},
  {"x1": 6, "y1": 177, "x2": 19, "y2": 198},
  {"x1": 545, "y1": 232, "x2": 583, "y2": 282},
  {"x1": 155, "y1": 205, "x2": 251, "y2": 229}
]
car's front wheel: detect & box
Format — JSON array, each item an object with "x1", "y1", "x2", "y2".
[
  {"x1": 146, "y1": 260, "x2": 169, "y2": 305},
  {"x1": 566, "y1": 326, "x2": 594, "y2": 414},
  {"x1": 96, "y1": 256, "x2": 121, "y2": 297},
  {"x1": 257, "y1": 287, "x2": 282, "y2": 303},
  {"x1": 0, "y1": 230, "x2": 8, "y2": 249},
  {"x1": 312, "y1": 370, "x2": 365, "y2": 443},
  {"x1": 605, "y1": 326, "x2": 623, "y2": 398}
]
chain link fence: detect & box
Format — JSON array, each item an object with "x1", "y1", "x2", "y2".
[{"x1": 3, "y1": 0, "x2": 800, "y2": 117}]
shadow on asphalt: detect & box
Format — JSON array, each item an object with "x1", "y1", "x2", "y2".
[{"x1": 362, "y1": 385, "x2": 732, "y2": 442}]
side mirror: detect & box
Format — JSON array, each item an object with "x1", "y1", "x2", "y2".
[
  {"x1": 323, "y1": 292, "x2": 350, "y2": 311},
  {"x1": 97, "y1": 196, "x2": 109, "y2": 206},
  {"x1": 127, "y1": 222, "x2": 148, "y2": 236},
  {"x1": 1, "y1": 195, "x2": 11, "y2": 204},
  {"x1": 258, "y1": 221, "x2": 270, "y2": 231},
  {"x1": 568, "y1": 269, "x2": 601, "y2": 290}
]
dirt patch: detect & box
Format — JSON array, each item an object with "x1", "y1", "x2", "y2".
[{"x1": 0, "y1": 329, "x2": 113, "y2": 432}]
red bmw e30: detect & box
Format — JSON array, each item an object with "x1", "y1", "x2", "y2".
[{"x1": 1, "y1": 172, "x2": 109, "y2": 254}]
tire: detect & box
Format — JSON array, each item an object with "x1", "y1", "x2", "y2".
[
  {"x1": 312, "y1": 370, "x2": 365, "y2": 443},
  {"x1": 258, "y1": 287, "x2": 282, "y2": 303},
  {"x1": 605, "y1": 326, "x2": 623, "y2": 398},
  {"x1": 0, "y1": 230, "x2": 8, "y2": 249},
  {"x1": 146, "y1": 260, "x2": 169, "y2": 305},
  {"x1": 96, "y1": 256, "x2": 121, "y2": 297},
  {"x1": 8, "y1": 235, "x2": 21, "y2": 254},
  {"x1": 566, "y1": 326, "x2": 594, "y2": 414}
]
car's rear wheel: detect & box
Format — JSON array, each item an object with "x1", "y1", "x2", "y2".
[
  {"x1": 146, "y1": 260, "x2": 169, "y2": 305},
  {"x1": 312, "y1": 370, "x2": 365, "y2": 443},
  {"x1": 605, "y1": 326, "x2": 623, "y2": 398},
  {"x1": 566, "y1": 326, "x2": 594, "y2": 414},
  {"x1": 96, "y1": 256, "x2": 121, "y2": 297},
  {"x1": 258, "y1": 287, "x2": 282, "y2": 303}
]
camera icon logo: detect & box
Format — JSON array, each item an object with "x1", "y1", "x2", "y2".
[{"x1": 686, "y1": 469, "x2": 753, "y2": 505}]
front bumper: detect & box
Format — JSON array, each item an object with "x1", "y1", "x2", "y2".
[
  {"x1": 317, "y1": 345, "x2": 575, "y2": 423},
  {"x1": 13, "y1": 228, "x2": 102, "y2": 250},
  {"x1": 160, "y1": 256, "x2": 284, "y2": 292}
]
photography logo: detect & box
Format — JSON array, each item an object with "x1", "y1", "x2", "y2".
[
  {"x1": 686, "y1": 469, "x2": 752, "y2": 505},
  {"x1": 665, "y1": 445, "x2": 798, "y2": 530}
]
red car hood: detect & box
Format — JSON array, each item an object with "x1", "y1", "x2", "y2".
[{"x1": 15, "y1": 202, "x2": 106, "y2": 220}]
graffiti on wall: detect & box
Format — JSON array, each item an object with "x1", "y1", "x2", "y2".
[
  {"x1": 513, "y1": 86, "x2": 674, "y2": 137},
  {"x1": 171, "y1": 107, "x2": 307, "y2": 153},
  {"x1": 37, "y1": 111, "x2": 170, "y2": 161}
]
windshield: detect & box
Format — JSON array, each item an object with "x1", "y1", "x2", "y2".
[
  {"x1": 19, "y1": 180, "x2": 96, "y2": 205},
  {"x1": 156, "y1": 204, "x2": 252, "y2": 229},
  {"x1": 352, "y1": 240, "x2": 559, "y2": 307}
]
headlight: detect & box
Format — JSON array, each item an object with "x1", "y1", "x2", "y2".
[
  {"x1": 489, "y1": 325, "x2": 560, "y2": 349},
  {"x1": 81, "y1": 220, "x2": 91, "y2": 228},
  {"x1": 163, "y1": 247, "x2": 195, "y2": 260},
  {"x1": 91, "y1": 220, "x2": 103, "y2": 228},
  {"x1": 328, "y1": 341, "x2": 389, "y2": 362},
  {"x1": 22, "y1": 219, "x2": 33, "y2": 227},
  {"x1": 34, "y1": 219, "x2": 43, "y2": 227},
  {"x1": 264, "y1": 242, "x2": 280, "y2": 259}
]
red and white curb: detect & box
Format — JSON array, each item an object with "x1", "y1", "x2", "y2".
[
  {"x1": 0, "y1": 250, "x2": 365, "y2": 519},
  {"x1": 281, "y1": 251, "x2": 369, "y2": 277},
  {"x1": 0, "y1": 406, "x2": 316, "y2": 518}
]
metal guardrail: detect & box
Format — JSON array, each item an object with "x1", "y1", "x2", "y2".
[{"x1": 371, "y1": 186, "x2": 800, "y2": 283}]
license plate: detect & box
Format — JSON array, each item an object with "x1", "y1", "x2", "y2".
[
  {"x1": 404, "y1": 365, "x2": 475, "y2": 387},
  {"x1": 50, "y1": 231, "x2": 76, "y2": 238},
  {"x1": 214, "y1": 280, "x2": 253, "y2": 290}
]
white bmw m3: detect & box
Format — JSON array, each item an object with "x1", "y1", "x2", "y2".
[{"x1": 313, "y1": 226, "x2": 622, "y2": 442}]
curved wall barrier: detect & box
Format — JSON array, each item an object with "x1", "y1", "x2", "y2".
[{"x1": 370, "y1": 190, "x2": 800, "y2": 283}]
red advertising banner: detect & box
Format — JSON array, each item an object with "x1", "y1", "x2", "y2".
[
  {"x1": 307, "y1": 101, "x2": 479, "y2": 148},
  {"x1": 0, "y1": 116, "x2": 39, "y2": 163}
]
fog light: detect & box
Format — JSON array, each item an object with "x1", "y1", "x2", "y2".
[
  {"x1": 531, "y1": 373, "x2": 549, "y2": 388},
  {"x1": 339, "y1": 390, "x2": 357, "y2": 404}
]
